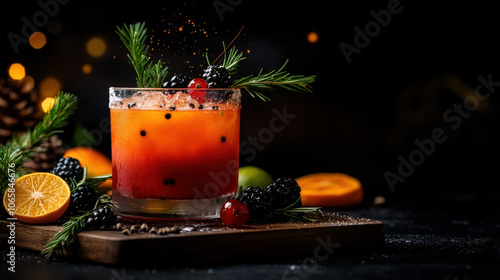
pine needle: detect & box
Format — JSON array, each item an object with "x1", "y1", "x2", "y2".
[
  {"x1": 0, "y1": 91, "x2": 78, "y2": 195},
  {"x1": 116, "y1": 22, "x2": 168, "y2": 88},
  {"x1": 232, "y1": 60, "x2": 316, "y2": 101}
]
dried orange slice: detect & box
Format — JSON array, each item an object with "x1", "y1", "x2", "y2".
[
  {"x1": 296, "y1": 173, "x2": 363, "y2": 208},
  {"x1": 3, "y1": 172, "x2": 71, "y2": 224}
]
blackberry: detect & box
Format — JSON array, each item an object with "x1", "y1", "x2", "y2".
[
  {"x1": 205, "y1": 90, "x2": 233, "y2": 103},
  {"x1": 85, "y1": 206, "x2": 117, "y2": 229},
  {"x1": 163, "y1": 74, "x2": 190, "y2": 88},
  {"x1": 51, "y1": 157, "x2": 83, "y2": 182},
  {"x1": 266, "y1": 177, "x2": 302, "y2": 209},
  {"x1": 66, "y1": 185, "x2": 99, "y2": 216},
  {"x1": 237, "y1": 186, "x2": 273, "y2": 222},
  {"x1": 202, "y1": 66, "x2": 233, "y2": 88}
]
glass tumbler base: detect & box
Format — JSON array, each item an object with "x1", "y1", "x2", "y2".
[{"x1": 112, "y1": 192, "x2": 235, "y2": 220}]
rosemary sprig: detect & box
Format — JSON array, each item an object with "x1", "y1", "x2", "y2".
[
  {"x1": 274, "y1": 197, "x2": 323, "y2": 222},
  {"x1": 41, "y1": 194, "x2": 115, "y2": 259},
  {"x1": 220, "y1": 43, "x2": 246, "y2": 76},
  {"x1": 67, "y1": 166, "x2": 112, "y2": 192},
  {"x1": 206, "y1": 42, "x2": 246, "y2": 76},
  {"x1": 0, "y1": 92, "x2": 78, "y2": 195},
  {"x1": 116, "y1": 22, "x2": 168, "y2": 88},
  {"x1": 233, "y1": 60, "x2": 316, "y2": 101}
]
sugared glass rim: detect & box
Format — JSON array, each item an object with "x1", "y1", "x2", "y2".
[
  {"x1": 109, "y1": 87, "x2": 241, "y2": 110},
  {"x1": 109, "y1": 87, "x2": 240, "y2": 91}
]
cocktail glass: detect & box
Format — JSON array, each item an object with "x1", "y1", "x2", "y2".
[{"x1": 109, "y1": 87, "x2": 241, "y2": 219}]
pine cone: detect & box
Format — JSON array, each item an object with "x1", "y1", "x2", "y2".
[
  {"x1": 23, "y1": 134, "x2": 65, "y2": 172},
  {"x1": 0, "y1": 77, "x2": 39, "y2": 144}
]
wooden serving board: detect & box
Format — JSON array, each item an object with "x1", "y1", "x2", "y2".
[{"x1": 0, "y1": 213, "x2": 384, "y2": 265}]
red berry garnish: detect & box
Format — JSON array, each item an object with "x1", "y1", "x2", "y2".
[
  {"x1": 220, "y1": 199, "x2": 250, "y2": 228},
  {"x1": 188, "y1": 78, "x2": 207, "y2": 88},
  {"x1": 188, "y1": 78, "x2": 207, "y2": 102}
]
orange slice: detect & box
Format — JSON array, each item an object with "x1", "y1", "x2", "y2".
[
  {"x1": 3, "y1": 172, "x2": 71, "y2": 224},
  {"x1": 296, "y1": 173, "x2": 363, "y2": 208}
]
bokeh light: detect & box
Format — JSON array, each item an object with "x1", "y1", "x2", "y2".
[
  {"x1": 8, "y1": 63, "x2": 26, "y2": 80},
  {"x1": 39, "y1": 77, "x2": 62, "y2": 98},
  {"x1": 29, "y1": 32, "x2": 47, "y2": 49},
  {"x1": 41, "y1": 97, "x2": 55, "y2": 113},
  {"x1": 22, "y1": 76, "x2": 35, "y2": 92},
  {"x1": 307, "y1": 31, "x2": 319, "y2": 44},
  {"x1": 86, "y1": 37, "x2": 107, "y2": 57},
  {"x1": 82, "y1": 64, "x2": 92, "y2": 74}
]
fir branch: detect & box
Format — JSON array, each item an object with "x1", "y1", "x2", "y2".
[
  {"x1": 211, "y1": 26, "x2": 245, "y2": 66},
  {"x1": 274, "y1": 197, "x2": 323, "y2": 222},
  {"x1": 9, "y1": 92, "x2": 77, "y2": 154},
  {"x1": 0, "y1": 92, "x2": 77, "y2": 195},
  {"x1": 116, "y1": 22, "x2": 150, "y2": 87},
  {"x1": 232, "y1": 60, "x2": 316, "y2": 101},
  {"x1": 144, "y1": 60, "x2": 169, "y2": 88},
  {"x1": 116, "y1": 22, "x2": 168, "y2": 88},
  {"x1": 221, "y1": 44, "x2": 246, "y2": 76},
  {"x1": 41, "y1": 212, "x2": 88, "y2": 258},
  {"x1": 206, "y1": 42, "x2": 246, "y2": 76},
  {"x1": 68, "y1": 166, "x2": 112, "y2": 193},
  {"x1": 41, "y1": 194, "x2": 115, "y2": 259}
]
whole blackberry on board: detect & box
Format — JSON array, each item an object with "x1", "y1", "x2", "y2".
[
  {"x1": 85, "y1": 206, "x2": 116, "y2": 229},
  {"x1": 237, "y1": 186, "x2": 273, "y2": 222},
  {"x1": 202, "y1": 65, "x2": 233, "y2": 88},
  {"x1": 66, "y1": 185, "x2": 99, "y2": 216},
  {"x1": 51, "y1": 157, "x2": 83, "y2": 182},
  {"x1": 267, "y1": 177, "x2": 302, "y2": 209},
  {"x1": 163, "y1": 74, "x2": 190, "y2": 88}
]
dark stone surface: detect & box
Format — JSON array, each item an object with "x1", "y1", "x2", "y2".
[{"x1": 2, "y1": 190, "x2": 499, "y2": 280}]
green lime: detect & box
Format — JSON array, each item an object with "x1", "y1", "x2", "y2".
[{"x1": 238, "y1": 166, "x2": 274, "y2": 194}]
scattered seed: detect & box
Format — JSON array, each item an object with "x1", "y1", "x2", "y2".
[
  {"x1": 189, "y1": 103, "x2": 195, "y2": 109},
  {"x1": 122, "y1": 229, "x2": 131, "y2": 235},
  {"x1": 149, "y1": 227, "x2": 157, "y2": 234},
  {"x1": 128, "y1": 103, "x2": 136, "y2": 109},
  {"x1": 221, "y1": 136, "x2": 226, "y2": 143},
  {"x1": 212, "y1": 106, "x2": 218, "y2": 110},
  {"x1": 140, "y1": 130, "x2": 146, "y2": 136},
  {"x1": 165, "y1": 113, "x2": 171, "y2": 119},
  {"x1": 198, "y1": 104, "x2": 203, "y2": 110},
  {"x1": 170, "y1": 106, "x2": 176, "y2": 111},
  {"x1": 169, "y1": 226, "x2": 181, "y2": 233},
  {"x1": 140, "y1": 223, "x2": 149, "y2": 232},
  {"x1": 130, "y1": 225, "x2": 138, "y2": 233},
  {"x1": 115, "y1": 223, "x2": 123, "y2": 230}
]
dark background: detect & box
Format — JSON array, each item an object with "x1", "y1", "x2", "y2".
[
  {"x1": 1, "y1": 0, "x2": 500, "y2": 279},
  {"x1": 1, "y1": 0, "x2": 499, "y2": 201}
]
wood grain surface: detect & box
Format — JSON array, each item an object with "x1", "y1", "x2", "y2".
[{"x1": 0, "y1": 213, "x2": 384, "y2": 265}]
